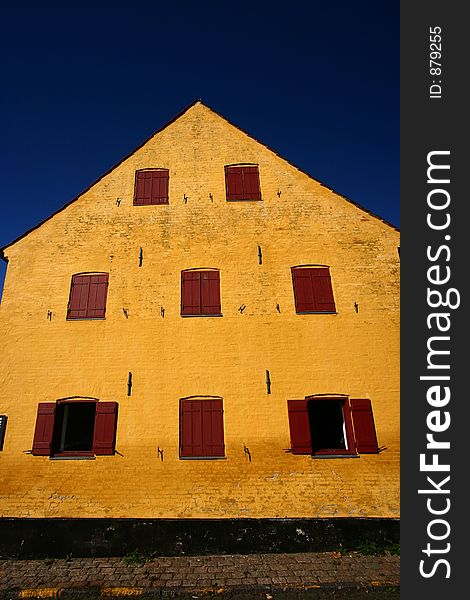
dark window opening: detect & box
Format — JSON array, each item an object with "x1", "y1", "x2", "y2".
[
  {"x1": 308, "y1": 400, "x2": 346, "y2": 454},
  {"x1": 52, "y1": 402, "x2": 96, "y2": 454}
]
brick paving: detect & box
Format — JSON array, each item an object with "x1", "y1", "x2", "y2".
[{"x1": 0, "y1": 552, "x2": 399, "y2": 597}]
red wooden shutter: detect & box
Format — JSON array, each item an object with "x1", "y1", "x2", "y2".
[
  {"x1": 201, "y1": 271, "x2": 221, "y2": 315},
  {"x1": 225, "y1": 167, "x2": 244, "y2": 200},
  {"x1": 93, "y1": 402, "x2": 118, "y2": 455},
  {"x1": 225, "y1": 166, "x2": 261, "y2": 200},
  {"x1": 180, "y1": 399, "x2": 224, "y2": 457},
  {"x1": 181, "y1": 271, "x2": 202, "y2": 315},
  {"x1": 68, "y1": 275, "x2": 91, "y2": 319},
  {"x1": 311, "y1": 268, "x2": 336, "y2": 312},
  {"x1": 180, "y1": 399, "x2": 203, "y2": 457},
  {"x1": 32, "y1": 403, "x2": 56, "y2": 456},
  {"x1": 350, "y1": 399, "x2": 379, "y2": 454},
  {"x1": 292, "y1": 268, "x2": 335, "y2": 313},
  {"x1": 67, "y1": 274, "x2": 108, "y2": 319},
  {"x1": 201, "y1": 398, "x2": 225, "y2": 457},
  {"x1": 152, "y1": 170, "x2": 169, "y2": 204},
  {"x1": 86, "y1": 274, "x2": 109, "y2": 318},
  {"x1": 291, "y1": 268, "x2": 315, "y2": 313},
  {"x1": 287, "y1": 400, "x2": 311, "y2": 454},
  {"x1": 134, "y1": 171, "x2": 153, "y2": 205},
  {"x1": 242, "y1": 166, "x2": 261, "y2": 200}
]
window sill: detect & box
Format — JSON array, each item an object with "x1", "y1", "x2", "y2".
[
  {"x1": 66, "y1": 318, "x2": 106, "y2": 321},
  {"x1": 295, "y1": 311, "x2": 338, "y2": 315},
  {"x1": 180, "y1": 313, "x2": 223, "y2": 318},
  {"x1": 311, "y1": 454, "x2": 359, "y2": 459},
  {"x1": 50, "y1": 455, "x2": 96, "y2": 460},
  {"x1": 179, "y1": 456, "x2": 227, "y2": 460},
  {"x1": 226, "y1": 198, "x2": 262, "y2": 202},
  {"x1": 133, "y1": 200, "x2": 169, "y2": 206}
]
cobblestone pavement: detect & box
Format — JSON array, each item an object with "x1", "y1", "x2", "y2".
[{"x1": 0, "y1": 552, "x2": 399, "y2": 598}]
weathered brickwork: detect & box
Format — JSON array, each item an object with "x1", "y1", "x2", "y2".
[{"x1": 0, "y1": 102, "x2": 399, "y2": 519}]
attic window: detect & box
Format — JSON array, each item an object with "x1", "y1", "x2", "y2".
[
  {"x1": 225, "y1": 165, "x2": 261, "y2": 201},
  {"x1": 67, "y1": 273, "x2": 109, "y2": 320},
  {"x1": 134, "y1": 169, "x2": 169, "y2": 205},
  {"x1": 291, "y1": 266, "x2": 336, "y2": 313}
]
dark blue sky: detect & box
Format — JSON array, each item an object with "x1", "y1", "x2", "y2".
[{"x1": 1, "y1": 1, "x2": 399, "y2": 292}]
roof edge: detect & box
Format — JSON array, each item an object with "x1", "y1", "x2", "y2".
[
  {"x1": 203, "y1": 103, "x2": 399, "y2": 233},
  {"x1": 0, "y1": 99, "x2": 203, "y2": 261},
  {"x1": 1, "y1": 99, "x2": 398, "y2": 261}
]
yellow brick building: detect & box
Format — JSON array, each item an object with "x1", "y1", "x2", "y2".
[{"x1": 0, "y1": 101, "x2": 399, "y2": 555}]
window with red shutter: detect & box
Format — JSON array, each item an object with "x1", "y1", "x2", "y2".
[
  {"x1": 225, "y1": 165, "x2": 261, "y2": 201},
  {"x1": 181, "y1": 270, "x2": 221, "y2": 316},
  {"x1": 67, "y1": 273, "x2": 109, "y2": 320},
  {"x1": 31, "y1": 399, "x2": 118, "y2": 458},
  {"x1": 287, "y1": 396, "x2": 378, "y2": 457},
  {"x1": 134, "y1": 169, "x2": 169, "y2": 205},
  {"x1": 180, "y1": 397, "x2": 225, "y2": 458},
  {"x1": 291, "y1": 267, "x2": 336, "y2": 313}
]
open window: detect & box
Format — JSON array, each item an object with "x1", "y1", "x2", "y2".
[
  {"x1": 287, "y1": 396, "x2": 378, "y2": 456},
  {"x1": 31, "y1": 399, "x2": 118, "y2": 457},
  {"x1": 53, "y1": 402, "x2": 96, "y2": 454},
  {"x1": 309, "y1": 399, "x2": 350, "y2": 454}
]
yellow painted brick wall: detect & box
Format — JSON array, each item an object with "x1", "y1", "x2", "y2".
[{"x1": 0, "y1": 102, "x2": 399, "y2": 519}]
